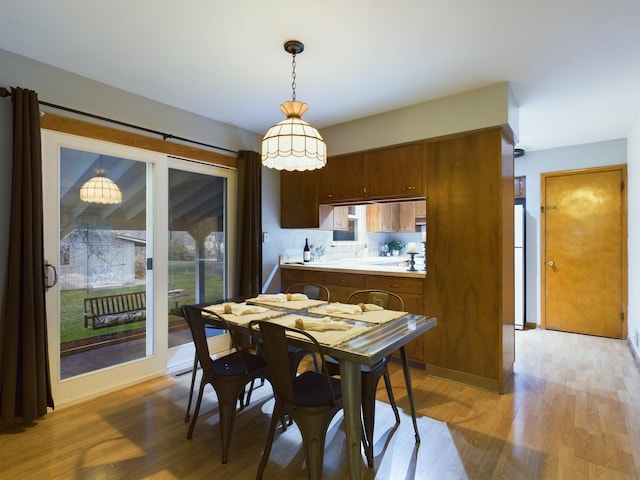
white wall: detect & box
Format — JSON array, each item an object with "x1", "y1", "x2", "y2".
[
  {"x1": 322, "y1": 82, "x2": 517, "y2": 155},
  {"x1": 627, "y1": 113, "x2": 640, "y2": 356},
  {"x1": 514, "y1": 139, "x2": 628, "y2": 327},
  {"x1": 0, "y1": 50, "x2": 259, "y2": 152}
]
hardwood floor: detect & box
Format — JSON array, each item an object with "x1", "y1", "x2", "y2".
[{"x1": 1, "y1": 328, "x2": 639, "y2": 479}]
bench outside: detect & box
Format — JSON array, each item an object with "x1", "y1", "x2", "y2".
[{"x1": 84, "y1": 291, "x2": 146, "y2": 329}]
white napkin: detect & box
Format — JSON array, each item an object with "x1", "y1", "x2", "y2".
[
  {"x1": 231, "y1": 304, "x2": 268, "y2": 316},
  {"x1": 287, "y1": 293, "x2": 309, "y2": 301},
  {"x1": 361, "y1": 303, "x2": 384, "y2": 312},
  {"x1": 256, "y1": 293, "x2": 309, "y2": 302},
  {"x1": 324, "y1": 303, "x2": 363, "y2": 315},
  {"x1": 293, "y1": 316, "x2": 352, "y2": 331},
  {"x1": 205, "y1": 303, "x2": 268, "y2": 316},
  {"x1": 256, "y1": 293, "x2": 288, "y2": 303}
]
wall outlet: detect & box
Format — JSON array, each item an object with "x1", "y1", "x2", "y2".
[{"x1": 262, "y1": 232, "x2": 270, "y2": 243}]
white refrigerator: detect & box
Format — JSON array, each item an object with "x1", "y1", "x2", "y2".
[{"x1": 514, "y1": 204, "x2": 525, "y2": 330}]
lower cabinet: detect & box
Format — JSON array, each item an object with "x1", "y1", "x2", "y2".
[{"x1": 280, "y1": 268, "x2": 426, "y2": 364}]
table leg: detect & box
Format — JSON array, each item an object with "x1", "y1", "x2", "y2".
[
  {"x1": 399, "y1": 346, "x2": 421, "y2": 443},
  {"x1": 339, "y1": 358, "x2": 362, "y2": 479}
]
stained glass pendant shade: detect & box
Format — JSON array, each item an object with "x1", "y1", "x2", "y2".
[{"x1": 261, "y1": 40, "x2": 326, "y2": 171}]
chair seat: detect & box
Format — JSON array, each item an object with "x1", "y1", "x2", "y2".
[
  {"x1": 212, "y1": 351, "x2": 267, "y2": 377},
  {"x1": 293, "y1": 371, "x2": 342, "y2": 406}
]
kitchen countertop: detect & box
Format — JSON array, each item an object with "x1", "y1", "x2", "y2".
[{"x1": 280, "y1": 256, "x2": 426, "y2": 278}]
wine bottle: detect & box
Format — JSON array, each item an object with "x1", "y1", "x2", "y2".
[{"x1": 303, "y1": 238, "x2": 311, "y2": 262}]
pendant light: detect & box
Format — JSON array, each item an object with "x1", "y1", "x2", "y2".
[
  {"x1": 80, "y1": 168, "x2": 122, "y2": 204},
  {"x1": 261, "y1": 40, "x2": 327, "y2": 171}
]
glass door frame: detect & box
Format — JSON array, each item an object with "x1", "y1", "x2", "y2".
[
  {"x1": 42, "y1": 130, "x2": 237, "y2": 406},
  {"x1": 165, "y1": 156, "x2": 237, "y2": 370}
]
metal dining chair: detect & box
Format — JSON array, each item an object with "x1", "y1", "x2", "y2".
[
  {"x1": 181, "y1": 305, "x2": 269, "y2": 464},
  {"x1": 285, "y1": 283, "x2": 331, "y2": 373},
  {"x1": 184, "y1": 296, "x2": 254, "y2": 423},
  {"x1": 244, "y1": 283, "x2": 330, "y2": 414},
  {"x1": 250, "y1": 319, "x2": 343, "y2": 480},
  {"x1": 326, "y1": 289, "x2": 413, "y2": 467}
]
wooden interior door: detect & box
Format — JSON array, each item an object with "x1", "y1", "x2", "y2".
[{"x1": 541, "y1": 166, "x2": 627, "y2": 338}]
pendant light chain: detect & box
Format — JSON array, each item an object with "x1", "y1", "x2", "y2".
[{"x1": 291, "y1": 52, "x2": 297, "y2": 102}]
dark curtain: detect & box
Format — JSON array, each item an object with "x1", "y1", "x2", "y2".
[
  {"x1": 0, "y1": 87, "x2": 54, "y2": 429},
  {"x1": 234, "y1": 150, "x2": 262, "y2": 296}
]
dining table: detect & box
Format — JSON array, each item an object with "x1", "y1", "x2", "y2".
[{"x1": 199, "y1": 294, "x2": 437, "y2": 480}]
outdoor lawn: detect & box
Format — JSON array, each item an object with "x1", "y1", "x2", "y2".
[{"x1": 60, "y1": 261, "x2": 224, "y2": 344}]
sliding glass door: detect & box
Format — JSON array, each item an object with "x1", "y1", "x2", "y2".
[
  {"x1": 42, "y1": 130, "x2": 235, "y2": 405},
  {"x1": 166, "y1": 160, "x2": 234, "y2": 368}
]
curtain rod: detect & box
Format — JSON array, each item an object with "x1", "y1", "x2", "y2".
[{"x1": 0, "y1": 86, "x2": 238, "y2": 155}]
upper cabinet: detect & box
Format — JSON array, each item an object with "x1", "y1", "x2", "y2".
[
  {"x1": 318, "y1": 152, "x2": 367, "y2": 204},
  {"x1": 318, "y1": 143, "x2": 425, "y2": 204},
  {"x1": 366, "y1": 203, "x2": 399, "y2": 232},
  {"x1": 365, "y1": 143, "x2": 425, "y2": 200},
  {"x1": 398, "y1": 201, "x2": 418, "y2": 232},
  {"x1": 281, "y1": 142, "x2": 428, "y2": 228},
  {"x1": 280, "y1": 170, "x2": 319, "y2": 228},
  {"x1": 365, "y1": 199, "x2": 425, "y2": 233},
  {"x1": 319, "y1": 205, "x2": 350, "y2": 231}
]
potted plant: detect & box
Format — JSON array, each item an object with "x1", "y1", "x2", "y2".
[{"x1": 387, "y1": 240, "x2": 405, "y2": 256}]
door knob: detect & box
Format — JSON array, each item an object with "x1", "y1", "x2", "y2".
[{"x1": 547, "y1": 260, "x2": 555, "y2": 267}]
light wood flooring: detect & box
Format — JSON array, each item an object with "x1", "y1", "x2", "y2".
[{"x1": 1, "y1": 328, "x2": 640, "y2": 479}]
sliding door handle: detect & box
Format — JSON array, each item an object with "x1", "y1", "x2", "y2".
[{"x1": 44, "y1": 261, "x2": 58, "y2": 290}]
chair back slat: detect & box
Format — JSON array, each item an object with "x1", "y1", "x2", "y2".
[
  {"x1": 253, "y1": 321, "x2": 295, "y2": 402},
  {"x1": 182, "y1": 305, "x2": 217, "y2": 378},
  {"x1": 251, "y1": 320, "x2": 339, "y2": 406},
  {"x1": 346, "y1": 289, "x2": 405, "y2": 311},
  {"x1": 285, "y1": 283, "x2": 330, "y2": 301}
]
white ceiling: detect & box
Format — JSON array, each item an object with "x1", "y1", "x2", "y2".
[{"x1": 1, "y1": 0, "x2": 639, "y2": 152}]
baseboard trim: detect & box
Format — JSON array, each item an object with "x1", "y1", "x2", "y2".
[{"x1": 425, "y1": 364, "x2": 499, "y2": 393}]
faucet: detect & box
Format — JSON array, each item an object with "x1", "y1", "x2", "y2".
[{"x1": 356, "y1": 247, "x2": 369, "y2": 257}]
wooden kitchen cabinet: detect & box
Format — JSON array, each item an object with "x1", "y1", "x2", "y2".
[
  {"x1": 424, "y1": 127, "x2": 515, "y2": 392},
  {"x1": 279, "y1": 126, "x2": 516, "y2": 392},
  {"x1": 366, "y1": 203, "x2": 399, "y2": 232},
  {"x1": 318, "y1": 152, "x2": 367, "y2": 203},
  {"x1": 366, "y1": 200, "x2": 423, "y2": 233},
  {"x1": 281, "y1": 268, "x2": 322, "y2": 285},
  {"x1": 319, "y1": 205, "x2": 349, "y2": 231},
  {"x1": 318, "y1": 143, "x2": 424, "y2": 204},
  {"x1": 280, "y1": 170, "x2": 319, "y2": 228},
  {"x1": 366, "y1": 143, "x2": 425, "y2": 200},
  {"x1": 320, "y1": 272, "x2": 364, "y2": 303},
  {"x1": 398, "y1": 201, "x2": 418, "y2": 232}
]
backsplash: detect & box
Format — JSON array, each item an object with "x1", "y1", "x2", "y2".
[{"x1": 279, "y1": 230, "x2": 424, "y2": 263}]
